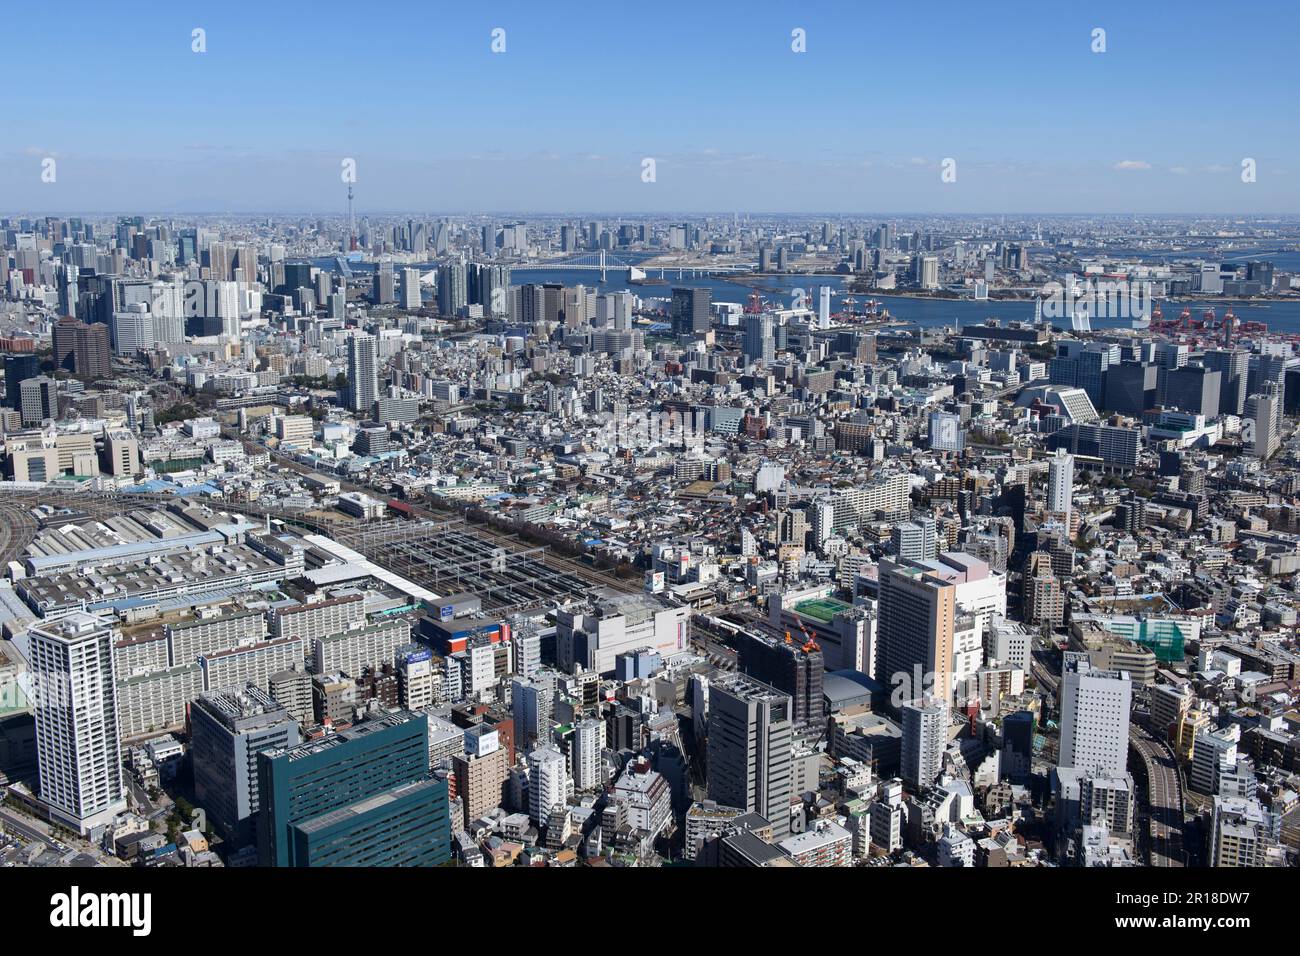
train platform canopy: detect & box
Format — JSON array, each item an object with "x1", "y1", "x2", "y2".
[{"x1": 301, "y1": 533, "x2": 440, "y2": 605}]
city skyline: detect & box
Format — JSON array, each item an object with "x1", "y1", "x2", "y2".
[
  {"x1": 2, "y1": 0, "x2": 1299, "y2": 906},
  {"x1": 3, "y1": 0, "x2": 1298, "y2": 214}
]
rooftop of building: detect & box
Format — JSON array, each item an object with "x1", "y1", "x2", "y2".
[
  {"x1": 266, "y1": 709, "x2": 425, "y2": 764},
  {"x1": 792, "y1": 596, "x2": 852, "y2": 623}
]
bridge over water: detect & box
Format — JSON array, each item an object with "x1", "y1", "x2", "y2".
[{"x1": 505, "y1": 251, "x2": 753, "y2": 282}]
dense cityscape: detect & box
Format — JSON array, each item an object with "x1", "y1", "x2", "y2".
[
  {"x1": 0, "y1": 208, "x2": 1297, "y2": 876},
  {"x1": 0, "y1": 11, "x2": 1296, "y2": 933}
]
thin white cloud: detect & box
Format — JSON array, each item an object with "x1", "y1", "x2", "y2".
[{"x1": 1114, "y1": 160, "x2": 1151, "y2": 171}]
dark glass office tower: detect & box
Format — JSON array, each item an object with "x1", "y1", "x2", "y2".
[{"x1": 257, "y1": 711, "x2": 450, "y2": 867}]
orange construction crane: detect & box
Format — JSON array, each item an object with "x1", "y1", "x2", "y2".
[{"x1": 792, "y1": 618, "x2": 821, "y2": 654}]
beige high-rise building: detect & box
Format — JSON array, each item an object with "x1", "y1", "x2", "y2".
[
  {"x1": 55, "y1": 432, "x2": 98, "y2": 475},
  {"x1": 453, "y1": 745, "x2": 509, "y2": 829},
  {"x1": 876, "y1": 559, "x2": 955, "y2": 705},
  {"x1": 1209, "y1": 796, "x2": 1274, "y2": 867},
  {"x1": 1023, "y1": 551, "x2": 1065, "y2": 628},
  {"x1": 268, "y1": 669, "x2": 313, "y2": 727},
  {"x1": 7, "y1": 439, "x2": 60, "y2": 482},
  {"x1": 101, "y1": 430, "x2": 141, "y2": 477},
  {"x1": 274, "y1": 414, "x2": 314, "y2": 446}
]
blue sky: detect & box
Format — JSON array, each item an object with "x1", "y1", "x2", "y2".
[{"x1": 3, "y1": 0, "x2": 1297, "y2": 214}]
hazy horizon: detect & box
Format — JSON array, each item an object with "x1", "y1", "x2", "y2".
[{"x1": 3, "y1": 0, "x2": 1298, "y2": 215}]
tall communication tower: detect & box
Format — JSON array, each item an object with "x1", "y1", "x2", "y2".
[{"x1": 347, "y1": 183, "x2": 356, "y2": 252}]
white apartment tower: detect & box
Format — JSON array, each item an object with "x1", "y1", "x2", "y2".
[
  {"x1": 1245, "y1": 382, "x2": 1282, "y2": 460},
  {"x1": 1047, "y1": 449, "x2": 1074, "y2": 517},
  {"x1": 346, "y1": 331, "x2": 379, "y2": 414},
  {"x1": 527, "y1": 745, "x2": 571, "y2": 827},
  {"x1": 513, "y1": 673, "x2": 555, "y2": 747},
  {"x1": 900, "y1": 697, "x2": 948, "y2": 790},
  {"x1": 572, "y1": 718, "x2": 604, "y2": 791},
  {"x1": 29, "y1": 612, "x2": 127, "y2": 834},
  {"x1": 400, "y1": 267, "x2": 422, "y2": 310}
]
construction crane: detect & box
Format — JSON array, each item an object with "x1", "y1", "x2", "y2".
[{"x1": 790, "y1": 618, "x2": 821, "y2": 654}]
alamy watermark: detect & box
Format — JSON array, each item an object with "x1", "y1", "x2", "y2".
[
  {"x1": 888, "y1": 666, "x2": 990, "y2": 711},
  {"x1": 591, "y1": 407, "x2": 704, "y2": 452},
  {"x1": 1038, "y1": 277, "x2": 1155, "y2": 322}
]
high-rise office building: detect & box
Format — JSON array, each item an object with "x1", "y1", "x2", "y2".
[
  {"x1": 18, "y1": 375, "x2": 59, "y2": 426},
  {"x1": 257, "y1": 711, "x2": 449, "y2": 867},
  {"x1": 916, "y1": 255, "x2": 939, "y2": 290},
  {"x1": 110, "y1": 307, "x2": 153, "y2": 356},
  {"x1": 400, "y1": 267, "x2": 422, "y2": 310},
  {"x1": 670, "y1": 287, "x2": 711, "y2": 335},
  {"x1": 875, "y1": 559, "x2": 956, "y2": 705},
  {"x1": 1050, "y1": 341, "x2": 1115, "y2": 408},
  {"x1": 437, "y1": 261, "x2": 468, "y2": 316},
  {"x1": 742, "y1": 312, "x2": 775, "y2": 366},
  {"x1": 1058, "y1": 652, "x2": 1131, "y2": 777},
  {"x1": 57, "y1": 264, "x2": 78, "y2": 318},
  {"x1": 52, "y1": 316, "x2": 112, "y2": 380},
  {"x1": 1102, "y1": 360, "x2": 1158, "y2": 415},
  {"x1": 1047, "y1": 422, "x2": 1140, "y2": 470},
  {"x1": 1203, "y1": 349, "x2": 1249, "y2": 416},
  {"x1": 101, "y1": 430, "x2": 140, "y2": 477},
  {"x1": 1248, "y1": 353, "x2": 1288, "y2": 396},
  {"x1": 29, "y1": 613, "x2": 127, "y2": 834},
  {"x1": 206, "y1": 241, "x2": 233, "y2": 281},
  {"x1": 191, "y1": 683, "x2": 300, "y2": 846},
  {"x1": 706, "y1": 674, "x2": 793, "y2": 838},
  {"x1": 1245, "y1": 382, "x2": 1282, "y2": 460},
  {"x1": 279, "y1": 262, "x2": 311, "y2": 293},
  {"x1": 346, "y1": 331, "x2": 378, "y2": 414},
  {"x1": 372, "y1": 265, "x2": 396, "y2": 305},
  {"x1": 1161, "y1": 364, "x2": 1221, "y2": 417},
  {"x1": 891, "y1": 517, "x2": 938, "y2": 562},
  {"x1": 4, "y1": 353, "x2": 40, "y2": 409},
  {"x1": 735, "y1": 630, "x2": 824, "y2": 729}
]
